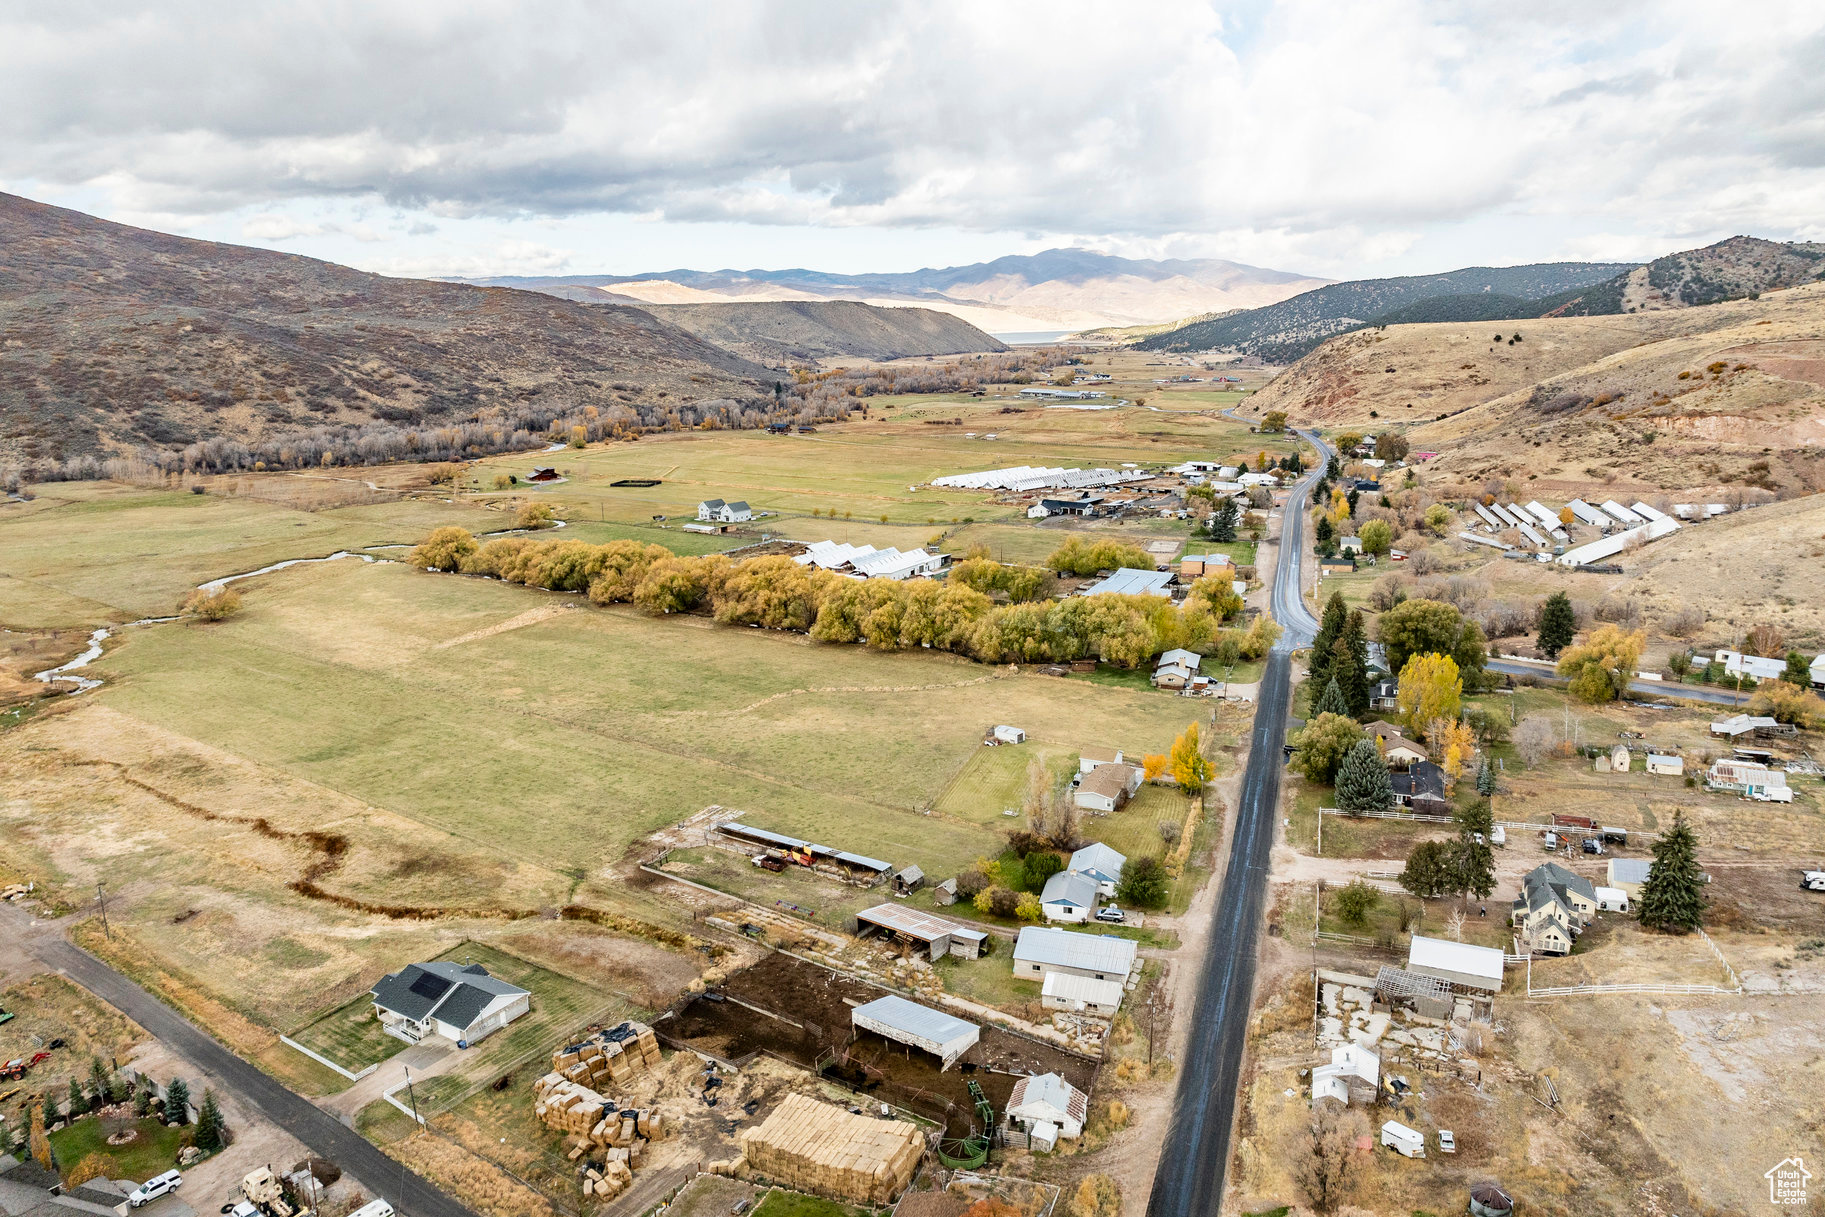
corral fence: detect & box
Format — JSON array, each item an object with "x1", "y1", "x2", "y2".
[{"x1": 1525, "y1": 982, "x2": 1741, "y2": 998}]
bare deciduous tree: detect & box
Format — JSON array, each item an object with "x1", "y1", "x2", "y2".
[
  {"x1": 1513, "y1": 715, "x2": 1559, "y2": 767},
  {"x1": 1292, "y1": 1105, "x2": 1366, "y2": 1214}
]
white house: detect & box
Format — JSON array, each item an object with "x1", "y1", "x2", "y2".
[
  {"x1": 1079, "y1": 747, "x2": 1124, "y2": 774},
  {"x1": 1715, "y1": 650, "x2": 1786, "y2": 682},
  {"x1": 1012, "y1": 926, "x2": 1138, "y2": 984},
  {"x1": 1004, "y1": 1073, "x2": 1089, "y2": 1150},
  {"x1": 370, "y1": 962, "x2": 531, "y2": 1045},
  {"x1": 1039, "y1": 971, "x2": 1123, "y2": 1018},
  {"x1": 1067, "y1": 843, "x2": 1127, "y2": 896},
  {"x1": 696, "y1": 499, "x2": 753, "y2": 524},
  {"x1": 1073, "y1": 763, "x2": 1140, "y2": 813},
  {"x1": 1039, "y1": 871, "x2": 1099, "y2": 922}
]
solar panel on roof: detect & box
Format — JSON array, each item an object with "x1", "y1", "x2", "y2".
[{"x1": 408, "y1": 971, "x2": 452, "y2": 1001}]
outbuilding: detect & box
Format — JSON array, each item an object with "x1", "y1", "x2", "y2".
[
  {"x1": 1004, "y1": 1073, "x2": 1089, "y2": 1149},
  {"x1": 1406, "y1": 935, "x2": 1504, "y2": 994},
  {"x1": 1012, "y1": 926, "x2": 1137, "y2": 984},
  {"x1": 1607, "y1": 857, "x2": 1651, "y2": 897},
  {"x1": 855, "y1": 904, "x2": 986, "y2": 959},
  {"x1": 1645, "y1": 753, "x2": 1683, "y2": 776},
  {"x1": 991, "y1": 725, "x2": 1027, "y2": 745},
  {"x1": 1040, "y1": 971, "x2": 1123, "y2": 1018},
  {"x1": 892, "y1": 865, "x2": 925, "y2": 896},
  {"x1": 850, "y1": 995, "x2": 979, "y2": 1070}
]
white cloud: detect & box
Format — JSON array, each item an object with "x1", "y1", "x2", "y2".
[{"x1": 2, "y1": 0, "x2": 1821, "y2": 277}]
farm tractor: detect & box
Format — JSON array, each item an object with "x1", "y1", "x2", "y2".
[{"x1": 1, "y1": 1052, "x2": 51, "y2": 1081}]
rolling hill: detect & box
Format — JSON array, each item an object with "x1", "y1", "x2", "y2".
[
  {"x1": 0, "y1": 193, "x2": 771, "y2": 464},
  {"x1": 1132, "y1": 262, "x2": 1637, "y2": 362},
  {"x1": 460, "y1": 249, "x2": 1330, "y2": 334},
  {"x1": 638, "y1": 300, "x2": 1007, "y2": 364}
]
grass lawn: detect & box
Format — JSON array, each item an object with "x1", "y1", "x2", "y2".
[
  {"x1": 932, "y1": 956, "x2": 1042, "y2": 1012},
  {"x1": 288, "y1": 991, "x2": 406, "y2": 1071},
  {"x1": 48, "y1": 1115, "x2": 191, "y2": 1183},
  {"x1": 752, "y1": 1188, "x2": 873, "y2": 1217}
]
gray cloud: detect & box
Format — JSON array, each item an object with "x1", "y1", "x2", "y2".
[{"x1": 1, "y1": 0, "x2": 1822, "y2": 251}]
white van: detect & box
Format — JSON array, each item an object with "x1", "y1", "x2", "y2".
[
  {"x1": 1380, "y1": 1120, "x2": 1426, "y2": 1158},
  {"x1": 350, "y1": 1201, "x2": 396, "y2": 1217},
  {"x1": 128, "y1": 1171, "x2": 184, "y2": 1208}
]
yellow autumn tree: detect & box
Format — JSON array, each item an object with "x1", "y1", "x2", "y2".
[
  {"x1": 1170, "y1": 723, "x2": 1213, "y2": 793},
  {"x1": 30, "y1": 1100, "x2": 51, "y2": 1171},
  {"x1": 1141, "y1": 753, "x2": 1169, "y2": 782},
  {"x1": 1428, "y1": 717, "x2": 1476, "y2": 789},
  {"x1": 1556, "y1": 623, "x2": 1646, "y2": 703},
  {"x1": 1396, "y1": 652, "x2": 1462, "y2": 737},
  {"x1": 1328, "y1": 487, "x2": 1352, "y2": 528}
]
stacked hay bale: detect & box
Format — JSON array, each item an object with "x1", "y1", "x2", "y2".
[
  {"x1": 550, "y1": 1021, "x2": 664, "y2": 1091},
  {"x1": 736, "y1": 1093, "x2": 924, "y2": 1205},
  {"x1": 531, "y1": 1074, "x2": 667, "y2": 1152}
]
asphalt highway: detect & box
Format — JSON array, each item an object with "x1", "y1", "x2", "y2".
[{"x1": 1146, "y1": 430, "x2": 1328, "y2": 1217}]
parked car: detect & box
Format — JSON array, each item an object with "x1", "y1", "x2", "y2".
[
  {"x1": 128, "y1": 1171, "x2": 183, "y2": 1208},
  {"x1": 1437, "y1": 1129, "x2": 1456, "y2": 1153},
  {"x1": 1581, "y1": 838, "x2": 1603, "y2": 856},
  {"x1": 1094, "y1": 906, "x2": 1125, "y2": 923}
]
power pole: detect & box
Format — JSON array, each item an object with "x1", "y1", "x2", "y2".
[
  {"x1": 404, "y1": 1065, "x2": 422, "y2": 1127},
  {"x1": 96, "y1": 883, "x2": 110, "y2": 940}
]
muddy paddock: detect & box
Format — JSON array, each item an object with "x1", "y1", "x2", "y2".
[{"x1": 657, "y1": 953, "x2": 1098, "y2": 1137}]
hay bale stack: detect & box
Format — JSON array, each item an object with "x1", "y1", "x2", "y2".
[
  {"x1": 737, "y1": 1093, "x2": 923, "y2": 1205},
  {"x1": 551, "y1": 1021, "x2": 664, "y2": 1091},
  {"x1": 531, "y1": 1073, "x2": 665, "y2": 1154}
]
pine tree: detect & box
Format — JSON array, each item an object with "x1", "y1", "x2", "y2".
[
  {"x1": 1313, "y1": 515, "x2": 1334, "y2": 548},
  {"x1": 1475, "y1": 757, "x2": 1496, "y2": 797},
  {"x1": 164, "y1": 1077, "x2": 190, "y2": 1126},
  {"x1": 1537, "y1": 591, "x2": 1576, "y2": 658},
  {"x1": 1335, "y1": 739, "x2": 1394, "y2": 813},
  {"x1": 1451, "y1": 799, "x2": 1496, "y2": 906},
  {"x1": 1210, "y1": 497, "x2": 1239, "y2": 542},
  {"x1": 1334, "y1": 612, "x2": 1371, "y2": 717},
  {"x1": 1637, "y1": 810, "x2": 1706, "y2": 934},
  {"x1": 1782, "y1": 650, "x2": 1811, "y2": 686},
  {"x1": 66, "y1": 1078, "x2": 87, "y2": 1118},
  {"x1": 193, "y1": 1089, "x2": 225, "y2": 1153},
  {"x1": 1399, "y1": 840, "x2": 1455, "y2": 899},
  {"x1": 87, "y1": 1057, "x2": 111, "y2": 1107},
  {"x1": 1308, "y1": 593, "x2": 1346, "y2": 692},
  {"x1": 134, "y1": 1076, "x2": 155, "y2": 1118},
  {"x1": 1315, "y1": 678, "x2": 1349, "y2": 717}
]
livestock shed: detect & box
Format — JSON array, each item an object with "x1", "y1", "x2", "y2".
[
  {"x1": 1040, "y1": 971, "x2": 1124, "y2": 1018},
  {"x1": 715, "y1": 821, "x2": 893, "y2": 884},
  {"x1": 851, "y1": 995, "x2": 980, "y2": 1069},
  {"x1": 1407, "y1": 935, "x2": 1504, "y2": 994},
  {"x1": 892, "y1": 865, "x2": 926, "y2": 896},
  {"x1": 736, "y1": 1093, "x2": 924, "y2": 1204},
  {"x1": 854, "y1": 904, "x2": 987, "y2": 960},
  {"x1": 1646, "y1": 753, "x2": 1684, "y2": 776}
]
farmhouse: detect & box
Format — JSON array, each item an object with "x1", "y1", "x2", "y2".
[
  {"x1": 854, "y1": 905, "x2": 986, "y2": 960},
  {"x1": 1067, "y1": 842, "x2": 1127, "y2": 895},
  {"x1": 1073, "y1": 762, "x2": 1140, "y2": 813},
  {"x1": 1390, "y1": 760, "x2": 1447, "y2": 812},
  {"x1": 1153, "y1": 648, "x2": 1202, "y2": 689},
  {"x1": 370, "y1": 961, "x2": 531, "y2": 1046},
  {"x1": 1079, "y1": 747, "x2": 1124, "y2": 773},
  {"x1": 851, "y1": 995, "x2": 980, "y2": 1070},
  {"x1": 1081, "y1": 568, "x2": 1173, "y2": 598},
  {"x1": 1004, "y1": 1073, "x2": 1089, "y2": 1150},
  {"x1": 1336, "y1": 535, "x2": 1363, "y2": 554},
  {"x1": 1012, "y1": 926, "x2": 1137, "y2": 984},
  {"x1": 1707, "y1": 758, "x2": 1791, "y2": 799},
  {"x1": 1714, "y1": 650, "x2": 1786, "y2": 683},
  {"x1": 1029, "y1": 497, "x2": 1100, "y2": 518},
  {"x1": 1040, "y1": 971, "x2": 1124, "y2": 1018},
  {"x1": 1406, "y1": 936, "x2": 1504, "y2": 994},
  {"x1": 1512, "y1": 862, "x2": 1598, "y2": 955},
  {"x1": 1039, "y1": 870, "x2": 1099, "y2": 922},
  {"x1": 697, "y1": 499, "x2": 753, "y2": 524}
]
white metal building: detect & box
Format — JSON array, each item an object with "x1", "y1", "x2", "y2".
[
  {"x1": 850, "y1": 995, "x2": 979, "y2": 1070},
  {"x1": 1406, "y1": 936, "x2": 1504, "y2": 994},
  {"x1": 1013, "y1": 926, "x2": 1138, "y2": 983},
  {"x1": 1080, "y1": 568, "x2": 1173, "y2": 597},
  {"x1": 1040, "y1": 971, "x2": 1124, "y2": 1017}
]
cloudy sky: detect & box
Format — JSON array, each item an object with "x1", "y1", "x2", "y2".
[{"x1": 4, "y1": 0, "x2": 1823, "y2": 281}]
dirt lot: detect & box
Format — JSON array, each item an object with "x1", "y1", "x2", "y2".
[{"x1": 659, "y1": 952, "x2": 1097, "y2": 1138}]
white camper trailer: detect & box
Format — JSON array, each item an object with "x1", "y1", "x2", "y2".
[{"x1": 1381, "y1": 1120, "x2": 1426, "y2": 1158}]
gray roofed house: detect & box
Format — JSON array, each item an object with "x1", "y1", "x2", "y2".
[
  {"x1": 1390, "y1": 760, "x2": 1447, "y2": 810},
  {"x1": 371, "y1": 961, "x2": 531, "y2": 1046},
  {"x1": 1040, "y1": 871, "x2": 1100, "y2": 923},
  {"x1": 1511, "y1": 862, "x2": 1600, "y2": 954},
  {"x1": 1067, "y1": 842, "x2": 1127, "y2": 894},
  {"x1": 1012, "y1": 925, "x2": 1137, "y2": 982}
]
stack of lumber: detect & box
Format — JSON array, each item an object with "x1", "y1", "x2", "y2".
[
  {"x1": 737, "y1": 1093, "x2": 923, "y2": 1205},
  {"x1": 531, "y1": 1074, "x2": 666, "y2": 1150},
  {"x1": 550, "y1": 1021, "x2": 664, "y2": 1091}
]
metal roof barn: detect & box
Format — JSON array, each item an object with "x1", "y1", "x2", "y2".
[
  {"x1": 1080, "y1": 568, "x2": 1173, "y2": 597},
  {"x1": 1407, "y1": 935, "x2": 1504, "y2": 993},
  {"x1": 851, "y1": 995, "x2": 980, "y2": 1069},
  {"x1": 855, "y1": 904, "x2": 987, "y2": 959},
  {"x1": 1013, "y1": 926, "x2": 1138, "y2": 977}
]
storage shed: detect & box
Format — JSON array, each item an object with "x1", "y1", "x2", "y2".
[
  {"x1": 850, "y1": 995, "x2": 979, "y2": 1069},
  {"x1": 854, "y1": 904, "x2": 987, "y2": 960},
  {"x1": 1040, "y1": 971, "x2": 1124, "y2": 1017},
  {"x1": 1646, "y1": 753, "x2": 1683, "y2": 776},
  {"x1": 1406, "y1": 935, "x2": 1504, "y2": 994}
]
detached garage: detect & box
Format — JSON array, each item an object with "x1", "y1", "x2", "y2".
[{"x1": 851, "y1": 995, "x2": 980, "y2": 1070}]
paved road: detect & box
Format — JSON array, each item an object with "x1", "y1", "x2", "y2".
[
  {"x1": 1486, "y1": 657, "x2": 1749, "y2": 707},
  {"x1": 1146, "y1": 430, "x2": 1329, "y2": 1217},
  {"x1": 7, "y1": 910, "x2": 485, "y2": 1217}
]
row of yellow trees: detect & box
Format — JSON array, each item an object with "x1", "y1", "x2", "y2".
[{"x1": 410, "y1": 528, "x2": 1272, "y2": 667}]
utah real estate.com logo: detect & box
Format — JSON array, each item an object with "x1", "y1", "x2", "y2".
[{"x1": 1766, "y1": 1156, "x2": 1810, "y2": 1205}]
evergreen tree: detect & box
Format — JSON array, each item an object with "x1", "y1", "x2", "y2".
[
  {"x1": 1335, "y1": 739, "x2": 1394, "y2": 813},
  {"x1": 1334, "y1": 612, "x2": 1371, "y2": 717},
  {"x1": 1475, "y1": 757, "x2": 1496, "y2": 797},
  {"x1": 1210, "y1": 497, "x2": 1239, "y2": 543},
  {"x1": 1637, "y1": 810, "x2": 1706, "y2": 934},
  {"x1": 1326, "y1": 455, "x2": 1341, "y2": 479},
  {"x1": 1308, "y1": 593, "x2": 1347, "y2": 693},
  {"x1": 164, "y1": 1078, "x2": 190, "y2": 1125},
  {"x1": 87, "y1": 1057, "x2": 111, "y2": 1107},
  {"x1": 193, "y1": 1090, "x2": 226, "y2": 1153},
  {"x1": 1399, "y1": 840, "x2": 1456, "y2": 899},
  {"x1": 66, "y1": 1078, "x2": 87, "y2": 1119},
  {"x1": 134, "y1": 1076, "x2": 155, "y2": 1118},
  {"x1": 1782, "y1": 650, "x2": 1811, "y2": 686},
  {"x1": 1315, "y1": 678, "x2": 1349, "y2": 717},
  {"x1": 1346, "y1": 487, "x2": 1361, "y2": 515},
  {"x1": 1313, "y1": 515, "x2": 1334, "y2": 548},
  {"x1": 1451, "y1": 799, "x2": 1496, "y2": 907},
  {"x1": 1537, "y1": 591, "x2": 1576, "y2": 658}
]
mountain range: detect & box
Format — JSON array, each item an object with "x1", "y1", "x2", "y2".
[{"x1": 456, "y1": 249, "x2": 1331, "y2": 335}]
